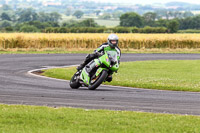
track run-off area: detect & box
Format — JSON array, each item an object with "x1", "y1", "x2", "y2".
[{"x1": 0, "y1": 53, "x2": 200, "y2": 115}]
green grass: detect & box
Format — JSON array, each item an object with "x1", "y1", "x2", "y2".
[
  {"x1": 1, "y1": 48, "x2": 200, "y2": 54},
  {"x1": 1, "y1": 104, "x2": 200, "y2": 133},
  {"x1": 0, "y1": 49, "x2": 94, "y2": 54},
  {"x1": 42, "y1": 60, "x2": 200, "y2": 92},
  {"x1": 178, "y1": 29, "x2": 200, "y2": 33},
  {"x1": 95, "y1": 19, "x2": 120, "y2": 27}
]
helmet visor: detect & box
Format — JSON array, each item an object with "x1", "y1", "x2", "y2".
[{"x1": 110, "y1": 40, "x2": 117, "y2": 45}]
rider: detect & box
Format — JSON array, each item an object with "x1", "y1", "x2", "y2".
[{"x1": 77, "y1": 34, "x2": 121, "y2": 82}]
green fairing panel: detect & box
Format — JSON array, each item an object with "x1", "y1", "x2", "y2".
[
  {"x1": 98, "y1": 53, "x2": 110, "y2": 68},
  {"x1": 94, "y1": 59, "x2": 101, "y2": 66},
  {"x1": 81, "y1": 68, "x2": 90, "y2": 85},
  {"x1": 110, "y1": 64, "x2": 119, "y2": 71},
  {"x1": 95, "y1": 67, "x2": 108, "y2": 77}
]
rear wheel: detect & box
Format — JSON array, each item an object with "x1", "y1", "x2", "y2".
[
  {"x1": 88, "y1": 70, "x2": 108, "y2": 90},
  {"x1": 70, "y1": 73, "x2": 81, "y2": 89}
]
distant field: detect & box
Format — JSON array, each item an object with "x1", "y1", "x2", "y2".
[
  {"x1": 94, "y1": 19, "x2": 120, "y2": 27},
  {"x1": 61, "y1": 14, "x2": 119, "y2": 27},
  {"x1": 1, "y1": 33, "x2": 200, "y2": 51}
]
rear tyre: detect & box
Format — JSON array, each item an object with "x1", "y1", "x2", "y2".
[
  {"x1": 70, "y1": 73, "x2": 81, "y2": 89},
  {"x1": 88, "y1": 70, "x2": 108, "y2": 90}
]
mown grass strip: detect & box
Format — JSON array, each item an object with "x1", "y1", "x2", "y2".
[
  {"x1": 0, "y1": 48, "x2": 93, "y2": 54},
  {"x1": 42, "y1": 60, "x2": 200, "y2": 92},
  {"x1": 1, "y1": 48, "x2": 200, "y2": 54},
  {"x1": 0, "y1": 104, "x2": 200, "y2": 133}
]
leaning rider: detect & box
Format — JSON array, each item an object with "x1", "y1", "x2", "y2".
[{"x1": 77, "y1": 34, "x2": 121, "y2": 82}]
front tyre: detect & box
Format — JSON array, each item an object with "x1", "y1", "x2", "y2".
[
  {"x1": 70, "y1": 73, "x2": 81, "y2": 89},
  {"x1": 88, "y1": 70, "x2": 108, "y2": 90}
]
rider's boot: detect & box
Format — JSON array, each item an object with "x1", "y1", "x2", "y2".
[{"x1": 106, "y1": 75, "x2": 112, "y2": 82}]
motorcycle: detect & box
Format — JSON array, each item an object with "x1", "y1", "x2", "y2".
[{"x1": 70, "y1": 50, "x2": 120, "y2": 90}]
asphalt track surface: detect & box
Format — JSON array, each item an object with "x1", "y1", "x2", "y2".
[{"x1": 0, "y1": 53, "x2": 200, "y2": 115}]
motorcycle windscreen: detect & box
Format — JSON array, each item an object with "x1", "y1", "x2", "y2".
[
  {"x1": 107, "y1": 51, "x2": 119, "y2": 71},
  {"x1": 107, "y1": 51, "x2": 118, "y2": 63}
]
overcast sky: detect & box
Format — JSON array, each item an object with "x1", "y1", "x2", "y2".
[{"x1": 92, "y1": 0, "x2": 200, "y2": 5}]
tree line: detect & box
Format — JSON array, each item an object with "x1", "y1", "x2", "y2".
[
  {"x1": 120, "y1": 12, "x2": 200, "y2": 32},
  {"x1": 1, "y1": 4, "x2": 200, "y2": 33}
]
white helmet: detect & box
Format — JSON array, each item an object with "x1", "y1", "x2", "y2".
[{"x1": 107, "y1": 34, "x2": 118, "y2": 48}]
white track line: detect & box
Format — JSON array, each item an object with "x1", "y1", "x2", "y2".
[{"x1": 27, "y1": 65, "x2": 78, "y2": 82}]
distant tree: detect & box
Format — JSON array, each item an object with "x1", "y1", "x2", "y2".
[
  {"x1": 183, "y1": 11, "x2": 194, "y2": 18},
  {"x1": 120, "y1": 12, "x2": 143, "y2": 27},
  {"x1": 0, "y1": 20, "x2": 12, "y2": 28},
  {"x1": 5, "y1": 27, "x2": 13, "y2": 32},
  {"x1": 167, "y1": 11, "x2": 184, "y2": 19},
  {"x1": 179, "y1": 15, "x2": 200, "y2": 29},
  {"x1": 0, "y1": 12, "x2": 11, "y2": 21},
  {"x1": 38, "y1": 12, "x2": 51, "y2": 22},
  {"x1": 143, "y1": 12, "x2": 157, "y2": 26},
  {"x1": 174, "y1": 11, "x2": 182, "y2": 18},
  {"x1": 79, "y1": 19, "x2": 98, "y2": 27},
  {"x1": 167, "y1": 19, "x2": 180, "y2": 33},
  {"x1": 46, "y1": 22, "x2": 60, "y2": 27},
  {"x1": 190, "y1": 15, "x2": 200, "y2": 29},
  {"x1": 179, "y1": 17, "x2": 192, "y2": 29},
  {"x1": 155, "y1": 19, "x2": 169, "y2": 27},
  {"x1": 20, "y1": 25, "x2": 38, "y2": 32},
  {"x1": 26, "y1": 21, "x2": 51, "y2": 30},
  {"x1": 49, "y1": 12, "x2": 62, "y2": 22},
  {"x1": 62, "y1": 22, "x2": 69, "y2": 27},
  {"x1": 62, "y1": 20, "x2": 77, "y2": 27},
  {"x1": 73, "y1": 10, "x2": 84, "y2": 19},
  {"x1": 11, "y1": 14, "x2": 17, "y2": 22},
  {"x1": 62, "y1": 19, "x2": 99, "y2": 28},
  {"x1": 18, "y1": 8, "x2": 38, "y2": 22}
]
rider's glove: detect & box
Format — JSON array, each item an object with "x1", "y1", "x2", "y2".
[{"x1": 95, "y1": 52, "x2": 102, "y2": 57}]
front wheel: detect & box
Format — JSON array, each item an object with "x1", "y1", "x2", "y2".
[
  {"x1": 88, "y1": 70, "x2": 108, "y2": 90},
  {"x1": 70, "y1": 73, "x2": 81, "y2": 89}
]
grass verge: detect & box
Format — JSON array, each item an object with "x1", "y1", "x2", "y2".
[
  {"x1": 0, "y1": 48, "x2": 93, "y2": 54},
  {"x1": 0, "y1": 48, "x2": 200, "y2": 54},
  {"x1": 0, "y1": 104, "x2": 200, "y2": 133},
  {"x1": 42, "y1": 60, "x2": 200, "y2": 92}
]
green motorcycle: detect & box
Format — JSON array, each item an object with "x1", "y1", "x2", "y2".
[{"x1": 70, "y1": 50, "x2": 120, "y2": 90}]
